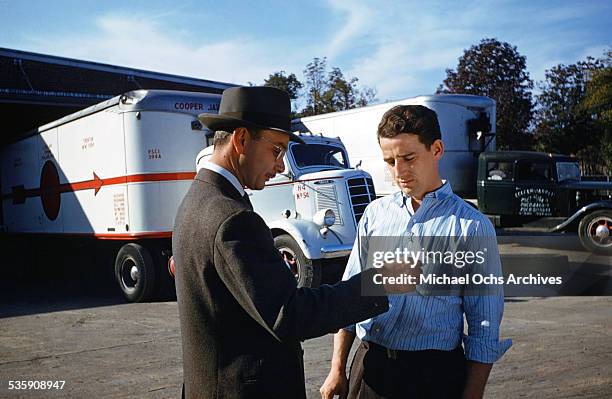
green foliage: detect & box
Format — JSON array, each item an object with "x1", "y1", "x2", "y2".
[
  {"x1": 580, "y1": 49, "x2": 612, "y2": 173},
  {"x1": 439, "y1": 38, "x2": 534, "y2": 150},
  {"x1": 535, "y1": 50, "x2": 611, "y2": 174},
  {"x1": 264, "y1": 57, "x2": 376, "y2": 118},
  {"x1": 263, "y1": 71, "x2": 303, "y2": 101}
]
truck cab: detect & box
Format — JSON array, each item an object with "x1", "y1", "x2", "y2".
[
  {"x1": 478, "y1": 151, "x2": 612, "y2": 254},
  {"x1": 196, "y1": 133, "x2": 376, "y2": 286}
]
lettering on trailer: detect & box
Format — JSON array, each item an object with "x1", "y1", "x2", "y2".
[
  {"x1": 174, "y1": 102, "x2": 219, "y2": 112},
  {"x1": 147, "y1": 148, "x2": 162, "y2": 160},
  {"x1": 81, "y1": 137, "x2": 95, "y2": 150},
  {"x1": 4, "y1": 160, "x2": 196, "y2": 221}
]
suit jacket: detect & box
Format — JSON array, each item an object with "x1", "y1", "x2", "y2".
[{"x1": 173, "y1": 168, "x2": 388, "y2": 399}]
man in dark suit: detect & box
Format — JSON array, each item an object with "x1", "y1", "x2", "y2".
[{"x1": 173, "y1": 86, "x2": 389, "y2": 399}]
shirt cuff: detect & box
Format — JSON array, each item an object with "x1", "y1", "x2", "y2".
[
  {"x1": 343, "y1": 324, "x2": 356, "y2": 334},
  {"x1": 463, "y1": 335, "x2": 513, "y2": 363}
]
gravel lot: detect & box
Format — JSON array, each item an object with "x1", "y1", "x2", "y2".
[{"x1": 0, "y1": 232, "x2": 611, "y2": 398}]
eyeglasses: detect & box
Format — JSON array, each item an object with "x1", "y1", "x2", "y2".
[{"x1": 257, "y1": 135, "x2": 287, "y2": 160}]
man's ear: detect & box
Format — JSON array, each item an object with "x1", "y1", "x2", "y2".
[
  {"x1": 432, "y1": 139, "x2": 444, "y2": 160},
  {"x1": 231, "y1": 127, "x2": 249, "y2": 155}
]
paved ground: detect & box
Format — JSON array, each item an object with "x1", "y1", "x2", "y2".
[{"x1": 0, "y1": 232, "x2": 611, "y2": 398}]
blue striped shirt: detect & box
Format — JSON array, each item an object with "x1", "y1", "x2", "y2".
[{"x1": 343, "y1": 182, "x2": 512, "y2": 363}]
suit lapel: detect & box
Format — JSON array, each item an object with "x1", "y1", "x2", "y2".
[{"x1": 194, "y1": 168, "x2": 282, "y2": 342}]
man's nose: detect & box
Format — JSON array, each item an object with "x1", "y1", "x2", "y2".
[
  {"x1": 275, "y1": 158, "x2": 285, "y2": 173},
  {"x1": 394, "y1": 159, "x2": 408, "y2": 175}
]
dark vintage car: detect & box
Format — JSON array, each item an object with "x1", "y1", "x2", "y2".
[{"x1": 477, "y1": 151, "x2": 612, "y2": 254}]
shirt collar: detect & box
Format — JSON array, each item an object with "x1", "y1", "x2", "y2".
[
  {"x1": 395, "y1": 180, "x2": 453, "y2": 208},
  {"x1": 201, "y1": 161, "x2": 245, "y2": 196}
]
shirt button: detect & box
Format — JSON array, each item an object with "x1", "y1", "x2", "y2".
[{"x1": 375, "y1": 327, "x2": 381, "y2": 332}]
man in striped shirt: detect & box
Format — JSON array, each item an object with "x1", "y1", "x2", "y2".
[{"x1": 320, "y1": 105, "x2": 512, "y2": 399}]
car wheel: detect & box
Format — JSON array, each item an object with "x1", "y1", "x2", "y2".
[
  {"x1": 274, "y1": 234, "x2": 322, "y2": 288},
  {"x1": 114, "y1": 243, "x2": 157, "y2": 302},
  {"x1": 578, "y1": 210, "x2": 612, "y2": 254}
]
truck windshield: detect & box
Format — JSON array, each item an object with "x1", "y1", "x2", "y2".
[
  {"x1": 290, "y1": 144, "x2": 349, "y2": 169},
  {"x1": 556, "y1": 162, "x2": 581, "y2": 182}
]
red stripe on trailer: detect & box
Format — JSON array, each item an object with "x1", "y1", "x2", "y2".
[
  {"x1": 4, "y1": 231, "x2": 173, "y2": 240},
  {"x1": 94, "y1": 232, "x2": 173, "y2": 240},
  {"x1": 3, "y1": 171, "x2": 197, "y2": 202}
]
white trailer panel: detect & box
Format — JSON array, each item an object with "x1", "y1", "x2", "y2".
[
  {"x1": 293, "y1": 95, "x2": 496, "y2": 197},
  {"x1": 2, "y1": 90, "x2": 221, "y2": 237}
]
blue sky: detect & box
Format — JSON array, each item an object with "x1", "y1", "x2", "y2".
[{"x1": 1, "y1": 0, "x2": 610, "y2": 104}]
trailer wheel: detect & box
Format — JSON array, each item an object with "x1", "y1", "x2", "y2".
[
  {"x1": 578, "y1": 210, "x2": 612, "y2": 254},
  {"x1": 274, "y1": 234, "x2": 322, "y2": 288},
  {"x1": 115, "y1": 243, "x2": 157, "y2": 302}
]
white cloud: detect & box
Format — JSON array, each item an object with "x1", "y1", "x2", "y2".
[
  {"x1": 324, "y1": 0, "x2": 376, "y2": 59},
  {"x1": 13, "y1": 2, "x2": 609, "y2": 106},
  {"x1": 323, "y1": 0, "x2": 609, "y2": 101},
  {"x1": 22, "y1": 12, "x2": 304, "y2": 86}
]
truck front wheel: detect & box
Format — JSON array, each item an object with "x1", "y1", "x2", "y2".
[
  {"x1": 115, "y1": 243, "x2": 157, "y2": 302},
  {"x1": 274, "y1": 234, "x2": 322, "y2": 288},
  {"x1": 578, "y1": 210, "x2": 612, "y2": 254}
]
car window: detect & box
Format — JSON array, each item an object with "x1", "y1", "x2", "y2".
[
  {"x1": 487, "y1": 161, "x2": 513, "y2": 181},
  {"x1": 516, "y1": 160, "x2": 552, "y2": 181},
  {"x1": 556, "y1": 162, "x2": 581, "y2": 182},
  {"x1": 290, "y1": 144, "x2": 349, "y2": 169}
]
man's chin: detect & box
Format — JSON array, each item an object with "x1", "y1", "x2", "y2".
[{"x1": 400, "y1": 187, "x2": 413, "y2": 195}]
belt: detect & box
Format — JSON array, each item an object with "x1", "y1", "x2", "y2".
[{"x1": 365, "y1": 341, "x2": 463, "y2": 361}]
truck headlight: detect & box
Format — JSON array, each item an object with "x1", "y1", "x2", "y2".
[{"x1": 314, "y1": 209, "x2": 335, "y2": 227}]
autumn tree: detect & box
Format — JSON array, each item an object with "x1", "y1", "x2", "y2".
[{"x1": 439, "y1": 38, "x2": 534, "y2": 150}]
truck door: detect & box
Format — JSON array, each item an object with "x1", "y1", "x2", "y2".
[
  {"x1": 513, "y1": 159, "x2": 557, "y2": 217},
  {"x1": 478, "y1": 158, "x2": 515, "y2": 215}
]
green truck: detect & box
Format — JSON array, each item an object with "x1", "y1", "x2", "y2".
[{"x1": 478, "y1": 151, "x2": 612, "y2": 254}]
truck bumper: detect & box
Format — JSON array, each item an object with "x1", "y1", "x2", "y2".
[{"x1": 320, "y1": 244, "x2": 352, "y2": 258}]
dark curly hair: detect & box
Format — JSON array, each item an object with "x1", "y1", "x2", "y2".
[{"x1": 377, "y1": 105, "x2": 441, "y2": 149}]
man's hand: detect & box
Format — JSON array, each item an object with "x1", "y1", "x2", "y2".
[
  {"x1": 379, "y1": 260, "x2": 422, "y2": 294},
  {"x1": 320, "y1": 368, "x2": 348, "y2": 399},
  {"x1": 462, "y1": 360, "x2": 492, "y2": 399}
]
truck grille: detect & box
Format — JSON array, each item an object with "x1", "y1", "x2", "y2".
[
  {"x1": 347, "y1": 177, "x2": 376, "y2": 224},
  {"x1": 315, "y1": 185, "x2": 343, "y2": 225}
]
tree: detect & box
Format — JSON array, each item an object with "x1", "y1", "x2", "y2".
[
  {"x1": 439, "y1": 38, "x2": 534, "y2": 150},
  {"x1": 300, "y1": 58, "x2": 376, "y2": 117},
  {"x1": 580, "y1": 49, "x2": 612, "y2": 173},
  {"x1": 301, "y1": 57, "x2": 329, "y2": 116},
  {"x1": 534, "y1": 58, "x2": 603, "y2": 156},
  {"x1": 263, "y1": 71, "x2": 303, "y2": 100}
]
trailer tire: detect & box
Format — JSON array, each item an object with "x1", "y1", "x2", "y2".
[
  {"x1": 274, "y1": 234, "x2": 322, "y2": 288},
  {"x1": 115, "y1": 243, "x2": 157, "y2": 302},
  {"x1": 578, "y1": 210, "x2": 612, "y2": 254}
]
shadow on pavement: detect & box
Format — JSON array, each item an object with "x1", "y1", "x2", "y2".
[{"x1": 0, "y1": 239, "x2": 126, "y2": 318}]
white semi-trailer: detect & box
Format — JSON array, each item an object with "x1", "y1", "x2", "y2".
[
  {"x1": 1, "y1": 90, "x2": 222, "y2": 302},
  {"x1": 292, "y1": 94, "x2": 496, "y2": 198}
]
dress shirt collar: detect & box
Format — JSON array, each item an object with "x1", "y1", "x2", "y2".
[
  {"x1": 201, "y1": 161, "x2": 245, "y2": 196},
  {"x1": 396, "y1": 180, "x2": 453, "y2": 208}
]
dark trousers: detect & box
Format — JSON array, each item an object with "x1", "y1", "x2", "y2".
[{"x1": 347, "y1": 341, "x2": 466, "y2": 399}]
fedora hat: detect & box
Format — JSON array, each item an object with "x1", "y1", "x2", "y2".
[{"x1": 198, "y1": 86, "x2": 304, "y2": 144}]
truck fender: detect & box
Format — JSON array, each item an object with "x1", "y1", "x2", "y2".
[
  {"x1": 268, "y1": 219, "x2": 344, "y2": 260},
  {"x1": 550, "y1": 200, "x2": 612, "y2": 232}
]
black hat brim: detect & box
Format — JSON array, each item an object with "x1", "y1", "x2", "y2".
[{"x1": 198, "y1": 113, "x2": 305, "y2": 144}]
